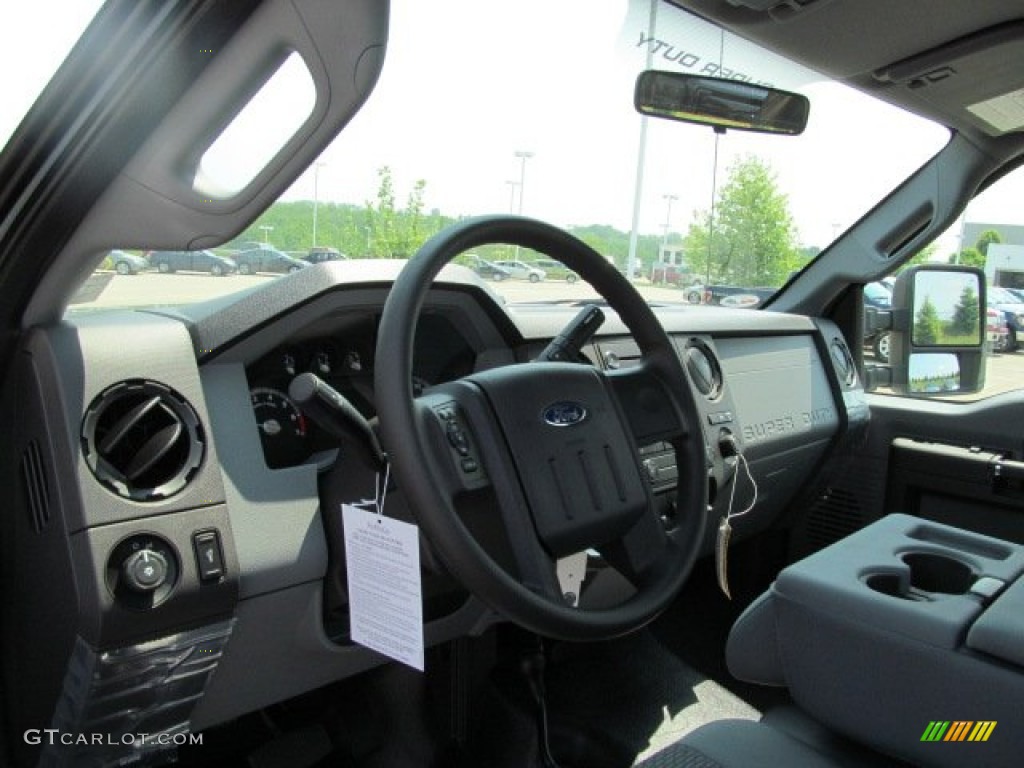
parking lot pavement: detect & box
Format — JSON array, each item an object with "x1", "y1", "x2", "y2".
[
  {"x1": 84, "y1": 271, "x2": 274, "y2": 308},
  {"x1": 78, "y1": 271, "x2": 1022, "y2": 399}
]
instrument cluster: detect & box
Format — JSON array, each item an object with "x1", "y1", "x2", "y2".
[{"x1": 245, "y1": 312, "x2": 477, "y2": 468}]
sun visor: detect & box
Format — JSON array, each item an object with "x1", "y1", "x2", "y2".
[{"x1": 874, "y1": 21, "x2": 1024, "y2": 137}]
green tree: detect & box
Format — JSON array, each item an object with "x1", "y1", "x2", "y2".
[
  {"x1": 366, "y1": 166, "x2": 399, "y2": 257},
  {"x1": 976, "y1": 228, "x2": 1003, "y2": 256},
  {"x1": 683, "y1": 155, "x2": 802, "y2": 286},
  {"x1": 914, "y1": 296, "x2": 942, "y2": 345},
  {"x1": 949, "y1": 283, "x2": 980, "y2": 338},
  {"x1": 950, "y1": 246, "x2": 985, "y2": 268}
]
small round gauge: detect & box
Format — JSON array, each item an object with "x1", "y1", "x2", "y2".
[{"x1": 250, "y1": 387, "x2": 308, "y2": 468}]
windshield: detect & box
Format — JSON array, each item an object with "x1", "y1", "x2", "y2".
[
  {"x1": 1, "y1": 2, "x2": 102, "y2": 151},
  {"x1": 68, "y1": 0, "x2": 950, "y2": 312},
  {"x1": 989, "y1": 286, "x2": 1024, "y2": 305}
]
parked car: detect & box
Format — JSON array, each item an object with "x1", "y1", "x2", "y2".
[
  {"x1": 1005, "y1": 286, "x2": 1024, "y2": 302},
  {"x1": 988, "y1": 285, "x2": 1024, "y2": 352},
  {"x1": 233, "y1": 247, "x2": 308, "y2": 274},
  {"x1": 987, "y1": 306, "x2": 1009, "y2": 353},
  {"x1": 466, "y1": 254, "x2": 512, "y2": 281},
  {"x1": 147, "y1": 249, "x2": 238, "y2": 276},
  {"x1": 705, "y1": 284, "x2": 776, "y2": 308},
  {"x1": 305, "y1": 246, "x2": 347, "y2": 264},
  {"x1": 532, "y1": 258, "x2": 578, "y2": 283},
  {"x1": 492, "y1": 259, "x2": 546, "y2": 282},
  {"x1": 229, "y1": 240, "x2": 271, "y2": 253},
  {"x1": 864, "y1": 280, "x2": 893, "y2": 362},
  {"x1": 106, "y1": 250, "x2": 149, "y2": 275}
]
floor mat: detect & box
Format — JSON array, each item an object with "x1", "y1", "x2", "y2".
[{"x1": 543, "y1": 629, "x2": 759, "y2": 767}]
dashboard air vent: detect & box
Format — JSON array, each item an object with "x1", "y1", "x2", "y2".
[
  {"x1": 81, "y1": 380, "x2": 204, "y2": 502},
  {"x1": 829, "y1": 338, "x2": 858, "y2": 387},
  {"x1": 683, "y1": 339, "x2": 723, "y2": 398}
]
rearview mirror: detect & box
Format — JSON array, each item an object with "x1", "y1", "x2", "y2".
[
  {"x1": 634, "y1": 71, "x2": 809, "y2": 135},
  {"x1": 888, "y1": 266, "x2": 987, "y2": 396}
]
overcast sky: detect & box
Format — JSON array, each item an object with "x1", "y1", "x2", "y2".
[
  {"x1": 285, "y1": 0, "x2": 958, "y2": 250},
  {"x1": 8, "y1": 0, "x2": 1022, "y2": 256}
]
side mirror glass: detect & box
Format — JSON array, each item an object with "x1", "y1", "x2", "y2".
[
  {"x1": 908, "y1": 353, "x2": 961, "y2": 394},
  {"x1": 911, "y1": 271, "x2": 982, "y2": 346},
  {"x1": 889, "y1": 266, "x2": 987, "y2": 395}
]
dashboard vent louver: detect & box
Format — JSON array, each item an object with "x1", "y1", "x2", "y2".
[
  {"x1": 21, "y1": 440, "x2": 51, "y2": 533},
  {"x1": 804, "y1": 486, "x2": 865, "y2": 551},
  {"x1": 81, "y1": 380, "x2": 205, "y2": 502}
]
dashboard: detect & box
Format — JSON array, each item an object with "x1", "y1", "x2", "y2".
[{"x1": 5, "y1": 261, "x2": 867, "y2": 745}]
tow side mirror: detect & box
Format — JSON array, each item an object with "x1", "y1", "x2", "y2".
[{"x1": 888, "y1": 266, "x2": 987, "y2": 395}]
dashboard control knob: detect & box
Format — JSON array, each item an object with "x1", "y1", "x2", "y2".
[{"x1": 122, "y1": 549, "x2": 169, "y2": 593}]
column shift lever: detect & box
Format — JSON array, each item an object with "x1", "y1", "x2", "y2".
[{"x1": 288, "y1": 372, "x2": 387, "y2": 469}]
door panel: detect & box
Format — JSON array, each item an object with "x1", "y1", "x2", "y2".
[{"x1": 866, "y1": 392, "x2": 1024, "y2": 541}]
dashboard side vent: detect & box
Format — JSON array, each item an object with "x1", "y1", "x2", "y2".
[
  {"x1": 21, "y1": 440, "x2": 51, "y2": 533},
  {"x1": 81, "y1": 380, "x2": 205, "y2": 502},
  {"x1": 829, "y1": 338, "x2": 858, "y2": 387},
  {"x1": 683, "y1": 339, "x2": 723, "y2": 399},
  {"x1": 803, "y1": 486, "x2": 865, "y2": 551}
]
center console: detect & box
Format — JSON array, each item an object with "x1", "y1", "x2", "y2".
[{"x1": 727, "y1": 514, "x2": 1024, "y2": 767}]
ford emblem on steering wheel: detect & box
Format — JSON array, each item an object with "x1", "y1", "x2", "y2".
[{"x1": 542, "y1": 401, "x2": 588, "y2": 427}]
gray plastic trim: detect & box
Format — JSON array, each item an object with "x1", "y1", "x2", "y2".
[
  {"x1": 200, "y1": 363, "x2": 325, "y2": 599},
  {"x1": 189, "y1": 583, "x2": 491, "y2": 731}
]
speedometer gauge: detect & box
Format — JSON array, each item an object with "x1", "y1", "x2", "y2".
[{"x1": 250, "y1": 387, "x2": 308, "y2": 468}]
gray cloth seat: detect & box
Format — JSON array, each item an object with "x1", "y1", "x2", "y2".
[{"x1": 635, "y1": 710, "x2": 908, "y2": 768}]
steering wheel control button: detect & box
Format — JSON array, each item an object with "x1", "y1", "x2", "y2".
[
  {"x1": 106, "y1": 534, "x2": 179, "y2": 610},
  {"x1": 193, "y1": 530, "x2": 225, "y2": 582},
  {"x1": 122, "y1": 549, "x2": 169, "y2": 592},
  {"x1": 431, "y1": 402, "x2": 488, "y2": 490},
  {"x1": 446, "y1": 422, "x2": 471, "y2": 456}
]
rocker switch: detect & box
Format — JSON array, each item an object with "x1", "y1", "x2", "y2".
[{"x1": 193, "y1": 531, "x2": 225, "y2": 582}]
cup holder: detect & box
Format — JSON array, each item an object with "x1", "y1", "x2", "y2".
[
  {"x1": 865, "y1": 552, "x2": 975, "y2": 600},
  {"x1": 903, "y1": 553, "x2": 974, "y2": 594},
  {"x1": 864, "y1": 572, "x2": 906, "y2": 598}
]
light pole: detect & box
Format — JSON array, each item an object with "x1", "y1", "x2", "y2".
[
  {"x1": 513, "y1": 151, "x2": 533, "y2": 259},
  {"x1": 312, "y1": 161, "x2": 326, "y2": 248},
  {"x1": 662, "y1": 194, "x2": 678, "y2": 246},
  {"x1": 505, "y1": 180, "x2": 520, "y2": 213},
  {"x1": 658, "y1": 194, "x2": 678, "y2": 283},
  {"x1": 259, "y1": 225, "x2": 273, "y2": 244},
  {"x1": 514, "y1": 151, "x2": 533, "y2": 214}
]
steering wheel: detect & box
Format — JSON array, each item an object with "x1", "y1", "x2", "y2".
[{"x1": 375, "y1": 216, "x2": 707, "y2": 641}]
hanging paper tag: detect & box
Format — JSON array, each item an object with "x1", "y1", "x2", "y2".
[
  {"x1": 715, "y1": 516, "x2": 733, "y2": 600},
  {"x1": 342, "y1": 504, "x2": 424, "y2": 671}
]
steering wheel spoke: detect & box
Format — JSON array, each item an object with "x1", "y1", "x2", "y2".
[{"x1": 595, "y1": 508, "x2": 675, "y2": 589}]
